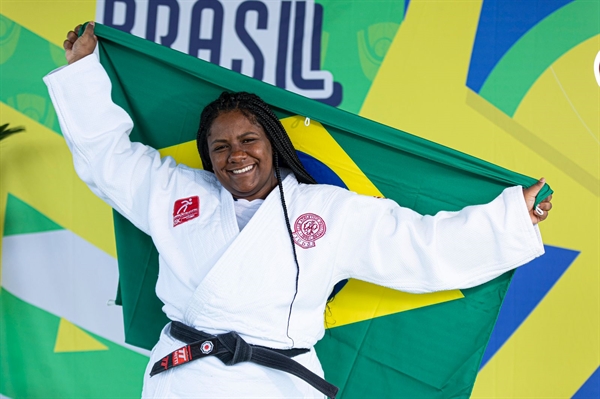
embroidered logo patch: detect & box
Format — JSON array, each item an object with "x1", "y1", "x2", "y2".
[
  {"x1": 200, "y1": 341, "x2": 214, "y2": 354},
  {"x1": 172, "y1": 346, "x2": 191, "y2": 366},
  {"x1": 173, "y1": 196, "x2": 200, "y2": 227},
  {"x1": 292, "y1": 213, "x2": 326, "y2": 249}
]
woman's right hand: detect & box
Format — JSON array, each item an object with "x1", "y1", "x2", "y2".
[{"x1": 64, "y1": 22, "x2": 97, "y2": 65}]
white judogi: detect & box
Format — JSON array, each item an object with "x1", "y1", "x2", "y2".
[{"x1": 44, "y1": 54, "x2": 544, "y2": 398}]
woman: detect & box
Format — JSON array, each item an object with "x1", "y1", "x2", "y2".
[{"x1": 47, "y1": 22, "x2": 552, "y2": 398}]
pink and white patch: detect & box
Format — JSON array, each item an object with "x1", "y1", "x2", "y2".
[{"x1": 292, "y1": 213, "x2": 326, "y2": 249}]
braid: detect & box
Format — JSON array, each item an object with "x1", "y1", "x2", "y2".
[{"x1": 275, "y1": 153, "x2": 301, "y2": 347}]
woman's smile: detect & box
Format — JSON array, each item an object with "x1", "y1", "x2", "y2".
[{"x1": 230, "y1": 164, "x2": 255, "y2": 174}]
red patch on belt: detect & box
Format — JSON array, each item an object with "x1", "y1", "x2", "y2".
[
  {"x1": 172, "y1": 346, "x2": 191, "y2": 366},
  {"x1": 173, "y1": 196, "x2": 200, "y2": 227}
]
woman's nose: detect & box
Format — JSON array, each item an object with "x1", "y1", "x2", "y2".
[{"x1": 228, "y1": 147, "x2": 247, "y2": 162}]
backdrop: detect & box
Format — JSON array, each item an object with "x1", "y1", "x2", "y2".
[{"x1": 1, "y1": 1, "x2": 598, "y2": 398}]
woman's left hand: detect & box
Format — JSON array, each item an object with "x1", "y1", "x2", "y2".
[
  {"x1": 523, "y1": 178, "x2": 553, "y2": 224},
  {"x1": 64, "y1": 21, "x2": 97, "y2": 65}
]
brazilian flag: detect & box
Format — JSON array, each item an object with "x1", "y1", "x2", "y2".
[{"x1": 92, "y1": 24, "x2": 551, "y2": 398}]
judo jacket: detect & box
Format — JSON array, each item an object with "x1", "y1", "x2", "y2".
[{"x1": 44, "y1": 54, "x2": 545, "y2": 398}]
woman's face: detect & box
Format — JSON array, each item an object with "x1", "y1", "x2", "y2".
[{"x1": 207, "y1": 110, "x2": 278, "y2": 201}]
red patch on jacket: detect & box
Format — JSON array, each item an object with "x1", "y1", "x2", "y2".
[{"x1": 173, "y1": 196, "x2": 199, "y2": 227}]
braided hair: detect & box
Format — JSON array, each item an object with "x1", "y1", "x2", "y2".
[{"x1": 196, "y1": 91, "x2": 317, "y2": 346}]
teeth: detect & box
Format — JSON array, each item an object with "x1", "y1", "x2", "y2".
[{"x1": 232, "y1": 165, "x2": 253, "y2": 174}]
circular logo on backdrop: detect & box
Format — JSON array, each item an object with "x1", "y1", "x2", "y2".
[{"x1": 292, "y1": 213, "x2": 326, "y2": 249}]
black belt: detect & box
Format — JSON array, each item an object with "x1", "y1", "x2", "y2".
[{"x1": 149, "y1": 321, "x2": 339, "y2": 399}]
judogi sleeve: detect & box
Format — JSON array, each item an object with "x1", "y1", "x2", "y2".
[
  {"x1": 333, "y1": 187, "x2": 545, "y2": 293},
  {"x1": 44, "y1": 54, "x2": 174, "y2": 235}
]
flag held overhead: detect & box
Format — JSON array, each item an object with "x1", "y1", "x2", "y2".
[{"x1": 87, "y1": 23, "x2": 552, "y2": 398}]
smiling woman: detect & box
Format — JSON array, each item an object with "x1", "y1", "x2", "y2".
[
  {"x1": 195, "y1": 91, "x2": 318, "y2": 189},
  {"x1": 45, "y1": 21, "x2": 553, "y2": 399},
  {"x1": 206, "y1": 109, "x2": 278, "y2": 201}
]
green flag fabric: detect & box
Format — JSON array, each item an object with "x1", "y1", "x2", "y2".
[{"x1": 90, "y1": 23, "x2": 551, "y2": 398}]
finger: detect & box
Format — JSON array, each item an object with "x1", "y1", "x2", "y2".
[
  {"x1": 533, "y1": 209, "x2": 548, "y2": 223},
  {"x1": 63, "y1": 40, "x2": 73, "y2": 51},
  {"x1": 67, "y1": 30, "x2": 78, "y2": 43},
  {"x1": 83, "y1": 21, "x2": 95, "y2": 37},
  {"x1": 534, "y1": 205, "x2": 544, "y2": 216},
  {"x1": 73, "y1": 24, "x2": 82, "y2": 36},
  {"x1": 530, "y1": 177, "x2": 546, "y2": 192},
  {"x1": 524, "y1": 178, "x2": 546, "y2": 200}
]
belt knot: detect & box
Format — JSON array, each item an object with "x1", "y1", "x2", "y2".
[{"x1": 218, "y1": 331, "x2": 253, "y2": 365}]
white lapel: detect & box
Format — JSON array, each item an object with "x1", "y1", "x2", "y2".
[{"x1": 183, "y1": 172, "x2": 298, "y2": 325}]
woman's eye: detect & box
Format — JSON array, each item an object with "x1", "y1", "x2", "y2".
[
  {"x1": 243, "y1": 138, "x2": 256, "y2": 144},
  {"x1": 213, "y1": 145, "x2": 226, "y2": 151}
]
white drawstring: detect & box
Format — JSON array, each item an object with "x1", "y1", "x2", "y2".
[{"x1": 535, "y1": 205, "x2": 544, "y2": 216}]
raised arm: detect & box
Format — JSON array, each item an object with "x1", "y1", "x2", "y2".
[
  {"x1": 333, "y1": 184, "x2": 549, "y2": 294},
  {"x1": 44, "y1": 22, "x2": 181, "y2": 234}
]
